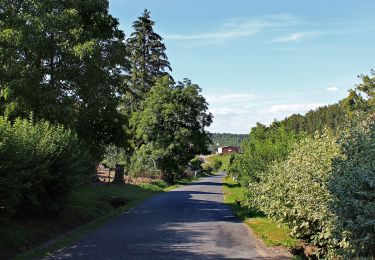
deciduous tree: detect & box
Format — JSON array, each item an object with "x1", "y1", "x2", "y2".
[
  {"x1": 130, "y1": 77, "x2": 212, "y2": 181},
  {"x1": 0, "y1": 0, "x2": 129, "y2": 157}
]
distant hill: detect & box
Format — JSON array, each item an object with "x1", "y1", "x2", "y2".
[{"x1": 208, "y1": 133, "x2": 248, "y2": 153}]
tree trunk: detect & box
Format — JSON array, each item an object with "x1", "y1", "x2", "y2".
[{"x1": 112, "y1": 164, "x2": 125, "y2": 184}]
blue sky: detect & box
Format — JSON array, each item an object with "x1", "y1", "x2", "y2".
[{"x1": 109, "y1": 0, "x2": 375, "y2": 134}]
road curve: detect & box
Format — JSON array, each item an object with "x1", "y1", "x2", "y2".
[{"x1": 46, "y1": 172, "x2": 286, "y2": 260}]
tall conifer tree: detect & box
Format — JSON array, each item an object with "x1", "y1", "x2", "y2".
[{"x1": 125, "y1": 9, "x2": 172, "y2": 108}]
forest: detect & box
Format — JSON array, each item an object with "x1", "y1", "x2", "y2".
[
  {"x1": 0, "y1": 0, "x2": 212, "y2": 252},
  {"x1": 229, "y1": 71, "x2": 375, "y2": 258}
]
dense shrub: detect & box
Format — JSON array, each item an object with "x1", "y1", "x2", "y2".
[
  {"x1": 229, "y1": 124, "x2": 300, "y2": 185},
  {"x1": 202, "y1": 164, "x2": 213, "y2": 174},
  {"x1": 0, "y1": 117, "x2": 93, "y2": 218},
  {"x1": 213, "y1": 159, "x2": 222, "y2": 170},
  {"x1": 249, "y1": 131, "x2": 341, "y2": 256},
  {"x1": 329, "y1": 115, "x2": 375, "y2": 258}
]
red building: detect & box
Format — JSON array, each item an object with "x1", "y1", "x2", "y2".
[{"x1": 218, "y1": 146, "x2": 239, "y2": 155}]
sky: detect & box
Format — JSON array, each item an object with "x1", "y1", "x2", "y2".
[{"x1": 109, "y1": 0, "x2": 375, "y2": 134}]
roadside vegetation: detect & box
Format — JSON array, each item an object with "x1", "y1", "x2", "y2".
[
  {"x1": 1, "y1": 1, "x2": 374, "y2": 259},
  {"x1": 222, "y1": 176, "x2": 298, "y2": 248},
  {"x1": 204, "y1": 154, "x2": 231, "y2": 171},
  {"x1": 0, "y1": 2, "x2": 212, "y2": 259},
  {"x1": 5, "y1": 175, "x2": 205, "y2": 260},
  {"x1": 228, "y1": 73, "x2": 375, "y2": 259}
]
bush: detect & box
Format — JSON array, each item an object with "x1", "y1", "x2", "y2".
[
  {"x1": 190, "y1": 156, "x2": 202, "y2": 171},
  {"x1": 213, "y1": 159, "x2": 222, "y2": 170},
  {"x1": 0, "y1": 117, "x2": 93, "y2": 218},
  {"x1": 202, "y1": 164, "x2": 213, "y2": 174},
  {"x1": 229, "y1": 124, "x2": 300, "y2": 185},
  {"x1": 249, "y1": 130, "x2": 341, "y2": 256},
  {"x1": 329, "y1": 115, "x2": 375, "y2": 258}
]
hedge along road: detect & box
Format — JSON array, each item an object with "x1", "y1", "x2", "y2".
[{"x1": 45, "y1": 172, "x2": 288, "y2": 260}]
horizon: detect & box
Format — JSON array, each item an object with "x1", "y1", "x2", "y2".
[{"x1": 109, "y1": 0, "x2": 375, "y2": 134}]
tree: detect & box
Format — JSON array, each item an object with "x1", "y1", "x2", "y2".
[
  {"x1": 281, "y1": 104, "x2": 348, "y2": 135},
  {"x1": 329, "y1": 114, "x2": 375, "y2": 258},
  {"x1": 250, "y1": 130, "x2": 341, "y2": 257},
  {"x1": 229, "y1": 123, "x2": 300, "y2": 185},
  {"x1": 342, "y1": 70, "x2": 375, "y2": 115},
  {"x1": 130, "y1": 76, "x2": 212, "y2": 182},
  {"x1": 124, "y1": 9, "x2": 172, "y2": 109},
  {"x1": 208, "y1": 133, "x2": 248, "y2": 153},
  {"x1": 0, "y1": 0, "x2": 129, "y2": 158}
]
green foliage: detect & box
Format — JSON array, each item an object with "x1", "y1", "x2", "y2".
[
  {"x1": 0, "y1": 0, "x2": 128, "y2": 158},
  {"x1": 249, "y1": 131, "x2": 341, "y2": 256},
  {"x1": 102, "y1": 145, "x2": 127, "y2": 169},
  {"x1": 329, "y1": 115, "x2": 375, "y2": 257},
  {"x1": 281, "y1": 103, "x2": 348, "y2": 135},
  {"x1": 229, "y1": 123, "x2": 301, "y2": 185},
  {"x1": 124, "y1": 9, "x2": 172, "y2": 109},
  {"x1": 342, "y1": 70, "x2": 375, "y2": 115},
  {"x1": 208, "y1": 133, "x2": 247, "y2": 153},
  {"x1": 129, "y1": 142, "x2": 161, "y2": 178},
  {"x1": 222, "y1": 176, "x2": 298, "y2": 247},
  {"x1": 130, "y1": 76, "x2": 212, "y2": 181},
  {"x1": 202, "y1": 164, "x2": 213, "y2": 174},
  {"x1": 213, "y1": 159, "x2": 223, "y2": 170},
  {"x1": 0, "y1": 117, "x2": 93, "y2": 218},
  {"x1": 190, "y1": 156, "x2": 203, "y2": 171}
]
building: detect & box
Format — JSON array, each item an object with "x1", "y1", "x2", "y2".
[{"x1": 217, "y1": 146, "x2": 239, "y2": 155}]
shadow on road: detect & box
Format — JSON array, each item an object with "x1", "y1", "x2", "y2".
[{"x1": 46, "y1": 174, "x2": 287, "y2": 260}]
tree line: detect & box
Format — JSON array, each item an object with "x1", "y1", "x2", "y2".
[
  {"x1": 0, "y1": 1, "x2": 212, "y2": 219},
  {"x1": 208, "y1": 133, "x2": 248, "y2": 153},
  {"x1": 229, "y1": 72, "x2": 375, "y2": 258}
]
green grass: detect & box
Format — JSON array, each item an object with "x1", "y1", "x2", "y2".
[
  {"x1": 1, "y1": 177, "x2": 199, "y2": 260},
  {"x1": 222, "y1": 175, "x2": 298, "y2": 248},
  {"x1": 204, "y1": 154, "x2": 231, "y2": 170}
]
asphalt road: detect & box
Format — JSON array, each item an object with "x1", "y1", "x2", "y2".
[{"x1": 46, "y1": 172, "x2": 286, "y2": 260}]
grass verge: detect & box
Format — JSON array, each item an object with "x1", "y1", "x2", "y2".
[
  {"x1": 222, "y1": 175, "x2": 298, "y2": 248},
  {"x1": 1, "y1": 175, "x2": 203, "y2": 260},
  {"x1": 203, "y1": 154, "x2": 231, "y2": 170}
]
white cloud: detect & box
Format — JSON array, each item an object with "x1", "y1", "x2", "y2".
[
  {"x1": 327, "y1": 86, "x2": 339, "y2": 92},
  {"x1": 207, "y1": 102, "x2": 327, "y2": 133},
  {"x1": 164, "y1": 14, "x2": 299, "y2": 41},
  {"x1": 272, "y1": 31, "x2": 319, "y2": 43},
  {"x1": 209, "y1": 107, "x2": 248, "y2": 116},
  {"x1": 264, "y1": 103, "x2": 324, "y2": 114},
  {"x1": 206, "y1": 93, "x2": 255, "y2": 103}
]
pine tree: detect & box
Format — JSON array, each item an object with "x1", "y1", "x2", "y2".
[{"x1": 125, "y1": 9, "x2": 172, "y2": 108}]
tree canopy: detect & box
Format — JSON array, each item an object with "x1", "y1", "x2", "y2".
[
  {"x1": 124, "y1": 9, "x2": 172, "y2": 109},
  {"x1": 0, "y1": 0, "x2": 129, "y2": 157},
  {"x1": 130, "y1": 77, "x2": 212, "y2": 181}
]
